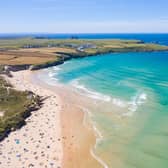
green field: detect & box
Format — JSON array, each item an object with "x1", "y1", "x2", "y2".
[{"x1": 0, "y1": 38, "x2": 168, "y2": 70}]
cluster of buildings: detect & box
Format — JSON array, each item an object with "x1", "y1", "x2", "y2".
[{"x1": 22, "y1": 43, "x2": 97, "y2": 52}]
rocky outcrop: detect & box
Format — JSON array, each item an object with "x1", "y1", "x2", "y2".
[
  {"x1": 30, "y1": 59, "x2": 64, "y2": 70},
  {"x1": 5, "y1": 65, "x2": 31, "y2": 72}
]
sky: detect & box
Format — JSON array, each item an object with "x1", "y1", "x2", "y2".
[{"x1": 0, "y1": 0, "x2": 168, "y2": 33}]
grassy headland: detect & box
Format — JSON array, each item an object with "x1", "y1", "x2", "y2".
[
  {"x1": 0, "y1": 37, "x2": 168, "y2": 140},
  {"x1": 0, "y1": 37, "x2": 168, "y2": 70}
]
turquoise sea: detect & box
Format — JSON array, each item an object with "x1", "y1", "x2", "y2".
[{"x1": 38, "y1": 34, "x2": 168, "y2": 168}]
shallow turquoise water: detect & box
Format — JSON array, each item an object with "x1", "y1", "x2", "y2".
[
  {"x1": 45, "y1": 51, "x2": 168, "y2": 168},
  {"x1": 51, "y1": 51, "x2": 168, "y2": 104}
]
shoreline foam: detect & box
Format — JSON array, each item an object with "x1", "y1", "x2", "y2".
[
  {"x1": 34, "y1": 70, "x2": 104, "y2": 168},
  {"x1": 79, "y1": 106, "x2": 109, "y2": 168},
  {"x1": 32, "y1": 68, "x2": 147, "y2": 168}
]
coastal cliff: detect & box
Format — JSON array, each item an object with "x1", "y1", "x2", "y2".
[{"x1": 0, "y1": 38, "x2": 168, "y2": 71}]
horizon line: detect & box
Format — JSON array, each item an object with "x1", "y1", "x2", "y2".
[{"x1": 0, "y1": 32, "x2": 168, "y2": 34}]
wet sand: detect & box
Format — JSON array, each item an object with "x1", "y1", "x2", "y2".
[
  {"x1": 33, "y1": 71, "x2": 103, "y2": 168},
  {"x1": 61, "y1": 98, "x2": 102, "y2": 168},
  {"x1": 0, "y1": 70, "x2": 103, "y2": 168}
]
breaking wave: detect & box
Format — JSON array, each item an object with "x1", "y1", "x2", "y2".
[
  {"x1": 71, "y1": 79, "x2": 147, "y2": 116},
  {"x1": 71, "y1": 79, "x2": 111, "y2": 102}
]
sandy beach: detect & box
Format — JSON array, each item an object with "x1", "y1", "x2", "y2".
[
  {"x1": 0, "y1": 70, "x2": 103, "y2": 168},
  {"x1": 0, "y1": 70, "x2": 63, "y2": 168},
  {"x1": 33, "y1": 71, "x2": 104, "y2": 168}
]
